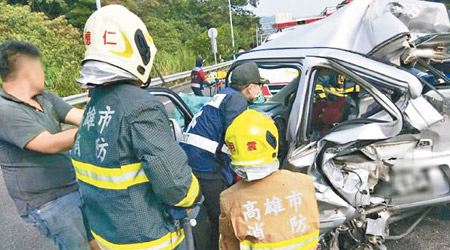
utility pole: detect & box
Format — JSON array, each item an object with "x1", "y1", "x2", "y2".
[
  {"x1": 255, "y1": 27, "x2": 259, "y2": 47},
  {"x1": 96, "y1": 0, "x2": 101, "y2": 9},
  {"x1": 228, "y1": 0, "x2": 236, "y2": 60}
]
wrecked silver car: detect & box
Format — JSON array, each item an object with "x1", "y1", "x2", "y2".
[{"x1": 228, "y1": 0, "x2": 450, "y2": 248}]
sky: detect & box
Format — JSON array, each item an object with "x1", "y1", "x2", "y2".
[{"x1": 251, "y1": 0, "x2": 344, "y2": 18}]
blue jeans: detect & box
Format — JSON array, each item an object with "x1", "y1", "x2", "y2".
[{"x1": 22, "y1": 191, "x2": 91, "y2": 250}]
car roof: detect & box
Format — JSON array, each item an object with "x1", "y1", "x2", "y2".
[
  {"x1": 235, "y1": 47, "x2": 423, "y2": 99},
  {"x1": 242, "y1": 0, "x2": 449, "y2": 61}
]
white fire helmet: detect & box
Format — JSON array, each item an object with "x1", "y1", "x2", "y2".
[{"x1": 82, "y1": 5, "x2": 157, "y2": 85}]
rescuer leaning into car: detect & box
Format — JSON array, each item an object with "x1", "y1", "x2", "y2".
[
  {"x1": 220, "y1": 110, "x2": 320, "y2": 250},
  {"x1": 311, "y1": 70, "x2": 360, "y2": 137},
  {"x1": 181, "y1": 62, "x2": 267, "y2": 249}
]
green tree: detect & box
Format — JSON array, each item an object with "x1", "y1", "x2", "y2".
[
  {"x1": 65, "y1": 0, "x2": 96, "y2": 28},
  {"x1": 7, "y1": 0, "x2": 95, "y2": 28},
  {"x1": 143, "y1": 16, "x2": 183, "y2": 53},
  {"x1": 1, "y1": 0, "x2": 261, "y2": 95},
  {"x1": 126, "y1": 0, "x2": 260, "y2": 57},
  {"x1": 143, "y1": 15, "x2": 198, "y2": 75},
  {"x1": 7, "y1": 0, "x2": 70, "y2": 18},
  {"x1": 187, "y1": 23, "x2": 254, "y2": 62},
  {"x1": 0, "y1": 2, "x2": 84, "y2": 96}
]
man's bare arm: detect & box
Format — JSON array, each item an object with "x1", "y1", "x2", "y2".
[
  {"x1": 25, "y1": 128, "x2": 78, "y2": 154},
  {"x1": 64, "y1": 108, "x2": 84, "y2": 126}
]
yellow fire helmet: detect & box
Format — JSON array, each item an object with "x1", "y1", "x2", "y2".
[
  {"x1": 82, "y1": 5, "x2": 157, "y2": 85},
  {"x1": 225, "y1": 109, "x2": 279, "y2": 167}
]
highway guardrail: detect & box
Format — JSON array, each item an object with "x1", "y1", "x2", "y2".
[{"x1": 63, "y1": 61, "x2": 233, "y2": 106}]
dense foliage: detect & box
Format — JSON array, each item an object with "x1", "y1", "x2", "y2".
[
  {"x1": 1, "y1": 0, "x2": 260, "y2": 96},
  {"x1": 0, "y1": 2, "x2": 84, "y2": 96}
]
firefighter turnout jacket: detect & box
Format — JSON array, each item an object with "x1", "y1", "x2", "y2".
[
  {"x1": 219, "y1": 170, "x2": 320, "y2": 250},
  {"x1": 71, "y1": 83, "x2": 200, "y2": 250},
  {"x1": 315, "y1": 73, "x2": 360, "y2": 100}
]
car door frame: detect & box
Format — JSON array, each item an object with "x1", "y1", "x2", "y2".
[
  {"x1": 146, "y1": 87, "x2": 193, "y2": 127},
  {"x1": 228, "y1": 59, "x2": 304, "y2": 161},
  {"x1": 289, "y1": 53, "x2": 408, "y2": 147}
]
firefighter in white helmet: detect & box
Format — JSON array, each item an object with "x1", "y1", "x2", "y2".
[
  {"x1": 71, "y1": 5, "x2": 201, "y2": 250},
  {"x1": 219, "y1": 110, "x2": 320, "y2": 249}
]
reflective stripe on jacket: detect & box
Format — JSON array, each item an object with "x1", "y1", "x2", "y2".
[
  {"x1": 180, "y1": 87, "x2": 248, "y2": 185},
  {"x1": 92, "y1": 230, "x2": 185, "y2": 250},
  {"x1": 219, "y1": 170, "x2": 320, "y2": 250},
  {"x1": 71, "y1": 83, "x2": 200, "y2": 249},
  {"x1": 316, "y1": 74, "x2": 360, "y2": 99}
]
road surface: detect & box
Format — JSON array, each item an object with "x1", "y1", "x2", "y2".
[{"x1": 0, "y1": 171, "x2": 55, "y2": 250}]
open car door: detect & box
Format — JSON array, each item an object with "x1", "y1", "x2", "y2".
[{"x1": 147, "y1": 87, "x2": 193, "y2": 142}]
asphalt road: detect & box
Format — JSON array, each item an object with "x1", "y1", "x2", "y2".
[
  {"x1": 384, "y1": 206, "x2": 450, "y2": 250},
  {"x1": 1, "y1": 170, "x2": 449, "y2": 250},
  {"x1": 0, "y1": 171, "x2": 55, "y2": 250},
  {"x1": 0, "y1": 83, "x2": 449, "y2": 249}
]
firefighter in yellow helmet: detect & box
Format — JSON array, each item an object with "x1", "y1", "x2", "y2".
[
  {"x1": 71, "y1": 5, "x2": 201, "y2": 250},
  {"x1": 312, "y1": 72, "x2": 360, "y2": 136},
  {"x1": 219, "y1": 110, "x2": 320, "y2": 250}
]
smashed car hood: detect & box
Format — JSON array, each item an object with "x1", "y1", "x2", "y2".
[{"x1": 256, "y1": 0, "x2": 450, "y2": 57}]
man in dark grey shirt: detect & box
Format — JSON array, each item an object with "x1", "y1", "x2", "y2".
[{"x1": 0, "y1": 40, "x2": 95, "y2": 249}]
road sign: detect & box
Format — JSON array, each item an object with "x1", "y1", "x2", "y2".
[
  {"x1": 211, "y1": 38, "x2": 217, "y2": 53},
  {"x1": 208, "y1": 28, "x2": 218, "y2": 39},
  {"x1": 208, "y1": 28, "x2": 218, "y2": 64}
]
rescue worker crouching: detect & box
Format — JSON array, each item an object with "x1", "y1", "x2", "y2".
[
  {"x1": 220, "y1": 110, "x2": 320, "y2": 250},
  {"x1": 180, "y1": 62, "x2": 266, "y2": 249},
  {"x1": 71, "y1": 5, "x2": 201, "y2": 250}
]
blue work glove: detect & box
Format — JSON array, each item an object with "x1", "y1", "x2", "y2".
[
  {"x1": 164, "y1": 196, "x2": 203, "y2": 224},
  {"x1": 167, "y1": 206, "x2": 187, "y2": 221}
]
